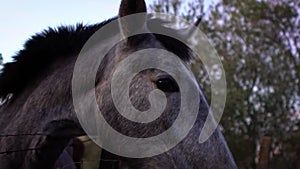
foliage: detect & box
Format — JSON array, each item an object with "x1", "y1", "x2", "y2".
[
  {"x1": 149, "y1": 0, "x2": 205, "y2": 21},
  {"x1": 149, "y1": 0, "x2": 300, "y2": 168},
  {"x1": 0, "y1": 53, "x2": 2, "y2": 65},
  {"x1": 205, "y1": 1, "x2": 300, "y2": 168}
]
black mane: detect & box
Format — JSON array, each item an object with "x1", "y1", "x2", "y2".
[
  {"x1": 0, "y1": 17, "x2": 191, "y2": 99},
  {"x1": 0, "y1": 18, "x2": 116, "y2": 99}
]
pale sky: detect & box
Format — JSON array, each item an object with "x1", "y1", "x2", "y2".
[
  {"x1": 0, "y1": 0, "x2": 120, "y2": 63},
  {"x1": 0, "y1": 0, "x2": 211, "y2": 63}
]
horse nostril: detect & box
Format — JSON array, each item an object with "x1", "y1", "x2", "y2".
[{"x1": 156, "y1": 76, "x2": 179, "y2": 93}]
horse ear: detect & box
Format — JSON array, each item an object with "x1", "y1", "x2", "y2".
[
  {"x1": 119, "y1": 0, "x2": 147, "y2": 17},
  {"x1": 118, "y1": 0, "x2": 147, "y2": 43},
  {"x1": 180, "y1": 17, "x2": 202, "y2": 40}
]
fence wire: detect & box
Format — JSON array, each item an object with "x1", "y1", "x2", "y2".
[
  {"x1": 0, "y1": 134, "x2": 112, "y2": 169},
  {"x1": 0, "y1": 133, "x2": 48, "y2": 155}
]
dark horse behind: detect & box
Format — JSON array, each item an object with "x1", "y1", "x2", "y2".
[{"x1": 0, "y1": 0, "x2": 237, "y2": 168}]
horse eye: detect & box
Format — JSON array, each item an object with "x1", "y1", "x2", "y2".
[{"x1": 156, "y1": 76, "x2": 179, "y2": 93}]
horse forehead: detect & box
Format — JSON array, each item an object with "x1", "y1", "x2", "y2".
[
  {"x1": 114, "y1": 36, "x2": 166, "y2": 62},
  {"x1": 139, "y1": 36, "x2": 165, "y2": 48}
]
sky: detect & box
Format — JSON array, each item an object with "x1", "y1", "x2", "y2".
[
  {"x1": 0, "y1": 0, "x2": 213, "y2": 63},
  {"x1": 0, "y1": 0, "x2": 154, "y2": 63}
]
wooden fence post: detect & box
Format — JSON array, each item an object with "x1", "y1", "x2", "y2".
[{"x1": 258, "y1": 136, "x2": 272, "y2": 169}]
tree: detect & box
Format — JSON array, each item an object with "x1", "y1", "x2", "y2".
[
  {"x1": 148, "y1": 0, "x2": 300, "y2": 168},
  {"x1": 149, "y1": 0, "x2": 205, "y2": 21},
  {"x1": 0, "y1": 53, "x2": 3, "y2": 65},
  {"x1": 204, "y1": 0, "x2": 300, "y2": 168}
]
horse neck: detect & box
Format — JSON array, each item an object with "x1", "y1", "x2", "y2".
[{"x1": 0, "y1": 56, "x2": 79, "y2": 168}]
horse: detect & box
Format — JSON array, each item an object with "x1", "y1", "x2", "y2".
[{"x1": 0, "y1": 0, "x2": 237, "y2": 168}]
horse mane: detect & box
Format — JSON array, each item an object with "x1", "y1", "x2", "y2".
[
  {"x1": 0, "y1": 18, "x2": 116, "y2": 100},
  {"x1": 0, "y1": 17, "x2": 191, "y2": 100}
]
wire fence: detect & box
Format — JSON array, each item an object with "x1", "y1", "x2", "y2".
[
  {"x1": 0, "y1": 134, "x2": 111, "y2": 169},
  {"x1": 0, "y1": 133, "x2": 92, "y2": 155},
  {"x1": 56, "y1": 159, "x2": 119, "y2": 169},
  {"x1": 0, "y1": 147, "x2": 43, "y2": 155},
  {"x1": 0, "y1": 133, "x2": 47, "y2": 137},
  {"x1": 0, "y1": 133, "x2": 48, "y2": 155}
]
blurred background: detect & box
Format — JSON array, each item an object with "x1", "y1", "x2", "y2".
[{"x1": 1, "y1": 0, "x2": 299, "y2": 169}]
